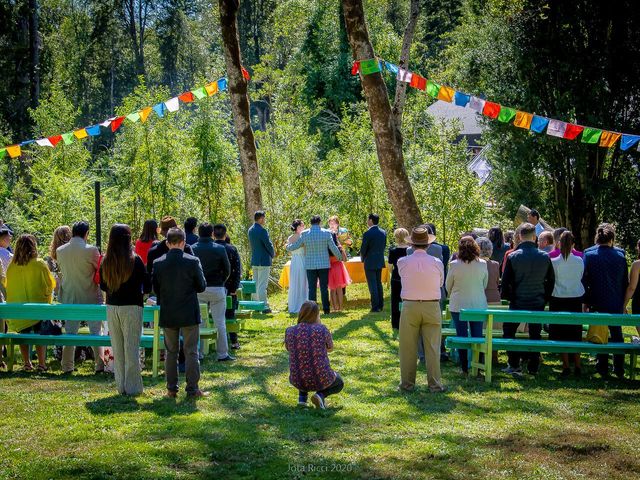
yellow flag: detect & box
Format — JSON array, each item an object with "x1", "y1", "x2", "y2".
[
  {"x1": 513, "y1": 111, "x2": 533, "y2": 129},
  {"x1": 205, "y1": 82, "x2": 219, "y2": 96},
  {"x1": 6, "y1": 145, "x2": 21, "y2": 158},
  {"x1": 599, "y1": 131, "x2": 621, "y2": 148},
  {"x1": 73, "y1": 129, "x2": 88, "y2": 140},
  {"x1": 140, "y1": 107, "x2": 152, "y2": 123},
  {"x1": 436, "y1": 86, "x2": 455, "y2": 103}
]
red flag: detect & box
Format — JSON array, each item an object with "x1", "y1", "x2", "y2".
[
  {"x1": 111, "y1": 116, "x2": 125, "y2": 132},
  {"x1": 241, "y1": 67, "x2": 250, "y2": 81},
  {"x1": 48, "y1": 135, "x2": 63, "y2": 147},
  {"x1": 482, "y1": 101, "x2": 501, "y2": 119},
  {"x1": 563, "y1": 123, "x2": 584, "y2": 140},
  {"x1": 409, "y1": 74, "x2": 427, "y2": 91},
  {"x1": 351, "y1": 61, "x2": 360, "y2": 75},
  {"x1": 178, "y1": 92, "x2": 195, "y2": 103}
]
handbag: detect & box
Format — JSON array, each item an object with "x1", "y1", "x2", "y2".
[
  {"x1": 40, "y1": 320, "x2": 63, "y2": 336},
  {"x1": 586, "y1": 325, "x2": 609, "y2": 344},
  {"x1": 94, "y1": 254, "x2": 103, "y2": 285}
]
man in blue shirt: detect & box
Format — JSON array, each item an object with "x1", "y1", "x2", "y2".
[
  {"x1": 248, "y1": 211, "x2": 275, "y2": 314},
  {"x1": 527, "y1": 209, "x2": 545, "y2": 238},
  {"x1": 582, "y1": 223, "x2": 628, "y2": 378}
]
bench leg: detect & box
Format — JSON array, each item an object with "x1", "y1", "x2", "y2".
[
  {"x1": 484, "y1": 346, "x2": 493, "y2": 383},
  {"x1": 471, "y1": 346, "x2": 480, "y2": 377},
  {"x1": 8, "y1": 341, "x2": 15, "y2": 372},
  {"x1": 630, "y1": 353, "x2": 637, "y2": 381},
  {"x1": 152, "y1": 312, "x2": 160, "y2": 379}
]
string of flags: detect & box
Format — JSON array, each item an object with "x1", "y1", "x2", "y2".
[
  {"x1": 351, "y1": 59, "x2": 640, "y2": 152},
  {"x1": 0, "y1": 75, "x2": 238, "y2": 160}
]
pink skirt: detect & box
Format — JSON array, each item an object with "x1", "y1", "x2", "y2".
[{"x1": 328, "y1": 257, "x2": 352, "y2": 290}]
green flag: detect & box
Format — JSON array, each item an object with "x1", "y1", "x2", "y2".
[
  {"x1": 0, "y1": 148, "x2": 6, "y2": 160},
  {"x1": 126, "y1": 112, "x2": 141, "y2": 123},
  {"x1": 359, "y1": 59, "x2": 381, "y2": 75},
  {"x1": 61, "y1": 132, "x2": 74, "y2": 145},
  {"x1": 191, "y1": 87, "x2": 207, "y2": 100},
  {"x1": 497, "y1": 106, "x2": 516, "y2": 123},
  {"x1": 581, "y1": 127, "x2": 602, "y2": 144},
  {"x1": 426, "y1": 80, "x2": 441, "y2": 97}
]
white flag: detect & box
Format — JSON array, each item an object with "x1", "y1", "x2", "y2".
[
  {"x1": 546, "y1": 119, "x2": 567, "y2": 138},
  {"x1": 468, "y1": 96, "x2": 486, "y2": 113},
  {"x1": 397, "y1": 68, "x2": 413, "y2": 83},
  {"x1": 165, "y1": 97, "x2": 180, "y2": 112},
  {"x1": 36, "y1": 138, "x2": 54, "y2": 147}
]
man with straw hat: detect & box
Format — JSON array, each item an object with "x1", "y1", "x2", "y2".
[{"x1": 397, "y1": 226, "x2": 446, "y2": 393}]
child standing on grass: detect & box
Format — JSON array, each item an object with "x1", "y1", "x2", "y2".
[{"x1": 285, "y1": 301, "x2": 343, "y2": 409}]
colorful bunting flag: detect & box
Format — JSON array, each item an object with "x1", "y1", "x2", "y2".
[
  {"x1": 48, "y1": 135, "x2": 63, "y2": 147},
  {"x1": 409, "y1": 74, "x2": 427, "y2": 91},
  {"x1": 0, "y1": 149, "x2": 5, "y2": 160},
  {"x1": 454, "y1": 92, "x2": 470, "y2": 107},
  {"x1": 513, "y1": 111, "x2": 533, "y2": 129},
  {"x1": 205, "y1": 82, "x2": 219, "y2": 96},
  {"x1": 6, "y1": 145, "x2": 21, "y2": 158},
  {"x1": 20, "y1": 140, "x2": 35, "y2": 146},
  {"x1": 397, "y1": 68, "x2": 412, "y2": 83},
  {"x1": 547, "y1": 119, "x2": 568, "y2": 138},
  {"x1": 426, "y1": 80, "x2": 441, "y2": 98},
  {"x1": 140, "y1": 107, "x2": 152, "y2": 123},
  {"x1": 497, "y1": 106, "x2": 516, "y2": 123},
  {"x1": 242, "y1": 67, "x2": 251, "y2": 81},
  {"x1": 99, "y1": 119, "x2": 112, "y2": 128},
  {"x1": 178, "y1": 92, "x2": 194, "y2": 103},
  {"x1": 126, "y1": 112, "x2": 141, "y2": 123},
  {"x1": 61, "y1": 132, "x2": 74, "y2": 145},
  {"x1": 482, "y1": 101, "x2": 500, "y2": 119},
  {"x1": 384, "y1": 62, "x2": 399, "y2": 74},
  {"x1": 469, "y1": 96, "x2": 486, "y2": 113},
  {"x1": 563, "y1": 124, "x2": 584, "y2": 140},
  {"x1": 351, "y1": 61, "x2": 360, "y2": 75},
  {"x1": 217, "y1": 78, "x2": 228, "y2": 91},
  {"x1": 620, "y1": 134, "x2": 640, "y2": 151},
  {"x1": 530, "y1": 116, "x2": 549, "y2": 134},
  {"x1": 165, "y1": 97, "x2": 180, "y2": 113},
  {"x1": 111, "y1": 116, "x2": 125, "y2": 132},
  {"x1": 599, "y1": 131, "x2": 621, "y2": 148},
  {"x1": 153, "y1": 103, "x2": 166, "y2": 118},
  {"x1": 191, "y1": 87, "x2": 207, "y2": 100},
  {"x1": 581, "y1": 127, "x2": 602, "y2": 144},
  {"x1": 74, "y1": 129, "x2": 88, "y2": 140},
  {"x1": 437, "y1": 86, "x2": 455, "y2": 103},
  {"x1": 359, "y1": 59, "x2": 381, "y2": 75},
  {"x1": 36, "y1": 138, "x2": 54, "y2": 147}
]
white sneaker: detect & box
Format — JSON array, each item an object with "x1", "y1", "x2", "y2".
[
  {"x1": 311, "y1": 393, "x2": 325, "y2": 409},
  {"x1": 632, "y1": 336, "x2": 640, "y2": 345},
  {"x1": 501, "y1": 366, "x2": 523, "y2": 377}
]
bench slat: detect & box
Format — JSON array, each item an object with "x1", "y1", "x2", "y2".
[
  {"x1": 460, "y1": 308, "x2": 640, "y2": 326},
  {"x1": 0, "y1": 303, "x2": 159, "y2": 322},
  {"x1": 446, "y1": 336, "x2": 640, "y2": 354}
]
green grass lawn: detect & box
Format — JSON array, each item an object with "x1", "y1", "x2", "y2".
[{"x1": 1, "y1": 284, "x2": 640, "y2": 479}]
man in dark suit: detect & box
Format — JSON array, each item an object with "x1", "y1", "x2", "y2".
[
  {"x1": 426, "y1": 223, "x2": 450, "y2": 278},
  {"x1": 152, "y1": 228, "x2": 207, "y2": 398},
  {"x1": 147, "y1": 216, "x2": 194, "y2": 274},
  {"x1": 360, "y1": 213, "x2": 387, "y2": 312},
  {"x1": 213, "y1": 224, "x2": 242, "y2": 350},
  {"x1": 247, "y1": 210, "x2": 275, "y2": 313}
]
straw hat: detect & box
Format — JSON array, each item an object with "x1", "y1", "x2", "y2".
[{"x1": 409, "y1": 226, "x2": 435, "y2": 246}]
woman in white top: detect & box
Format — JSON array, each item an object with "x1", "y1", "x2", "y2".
[
  {"x1": 287, "y1": 220, "x2": 309, "y2": 314},
  {"x1": 549, "y1": 230, "x2": 585, "y2": 377},
  {"x1": 446, "y1": 236, "x2": 488, "y2": 375}
]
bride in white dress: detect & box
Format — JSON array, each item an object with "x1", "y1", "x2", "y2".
[{"x1": 287, "y1": 219, "x2": 308, "y2": 314}]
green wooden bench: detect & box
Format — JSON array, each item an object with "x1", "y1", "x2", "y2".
[
  {"x1": 239, "y1": 280, "x2": 256, "y2": 301},
  {"x1": 445, "y1": 309, "x2": 640, "y2": 383}
]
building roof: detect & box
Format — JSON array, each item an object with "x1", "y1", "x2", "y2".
[{"x1": 426, "y1": 100, "x2": 483, "y2": 136}]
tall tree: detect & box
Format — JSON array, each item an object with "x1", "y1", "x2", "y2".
[
  {"x1": 391, "y1": 0, "x2": 419, "y2": 129},
  {"x1": 120, "y1": 0, "x2": 153, "y2": 77},
  {"x1": 219, "y1": 0, "x2": 263, "y2": 221},
  {"x1": 28, "y1": 0, "x2": 40, "y2": 109},
  {"x1": 341, "y1": 0, "x2": 422, "y2": 229}
]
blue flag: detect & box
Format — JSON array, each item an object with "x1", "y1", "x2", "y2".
[
  {"x1": 86, "y1": 125, "x2": 101, "y2": 136},
  {"x1": 153, "y1": 103, "x2": 166, "y2": 118},
  {"x1": 19, "y1": 139, "x2": 35, "y2": 146},
  {"x1": 454, "y1": 92, "x2": 470, "y2": 107},
  {"x1": 217, "y1": 78, "x2": 228, "y2": 92},
  {"x1": 530, "y1": 116, "x2": 549, "y2": 134},
  {"x1": 620, "y1": 134, "x2": 640, "y2": 151},
  {"x1": 384, "y1": 62, "x2": 399, "y2": 74}
]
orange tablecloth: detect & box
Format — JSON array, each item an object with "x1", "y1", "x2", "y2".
[{"x1": 278, "y1": 257, "x2": 390, "y2": 288}]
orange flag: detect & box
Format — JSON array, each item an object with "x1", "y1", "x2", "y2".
[
  {"x1": 6, "y1": 145, "x2": 21, "y2": 158},
  {"x1": 599, "y1": 131, "x2": 621, "y2": 148},
  {"x1": 139, "y1": 107, "x2": 152, "y2": 123},
  {"x1": 178, "y1": 92, "x2": 194, "y2": 103},
  {"x1": 205, "y1": 82, "x2": 219, "y2": 96},
  {"x1": 513, "y1": 111, "x2": 533, "y2": 129},
  {"x1": 74, "y1": 129, "x2": 88, "y2": 139},
  {"x1": 436, "y1": 86, "x2": 455, "y2": 103}
]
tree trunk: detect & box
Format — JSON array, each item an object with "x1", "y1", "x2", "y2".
[
  {"x1": 341, "y1": 0, "x2": 422, "y2": 230},
  {"x1": 219, "y1": 0, "x2": 263, "y2": 221},
  {"x1": 391, "y1": 0, "x2": 420, "y2": 129},
  {"x1": 28, "y1": 0, "x2": 40, "y2": 110}
]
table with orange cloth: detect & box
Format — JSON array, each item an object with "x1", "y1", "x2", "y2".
[{"x1": 278, "y1": 256, "x2": 390, "y2": 288}]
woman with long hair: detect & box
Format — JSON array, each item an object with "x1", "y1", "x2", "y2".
[
  {"x1": 488, "y1": 227, "x2": 510, "y2": 273},
  {"x1": 388, "y1": 228, "x2": 410, "y2": 337},
  {"x1": 100, "y1": 224, "x2": 151, "y2": 396},
  {"x1": 135, "y1": 219, "x2": 158, "y2": 266},
  {"x1": 623, "y1": 239, "x2": 640, "y2": 337},
  {"x1": 46, "y1": 225, "x2": 71, "y2": 298},
  {"x1": 286, "y1": 219, "x2": 309, "y2": 314},
  {"x1": 6, "y1": 234, "x2": 55, "y2": 371}
]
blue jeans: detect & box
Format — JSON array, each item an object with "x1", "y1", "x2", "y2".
[{"x1": 451, "y1": 312, "x2": 483, "y2": 373}]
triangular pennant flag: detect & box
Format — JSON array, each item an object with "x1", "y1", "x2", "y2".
[
  {"x1": 20, "y1": 140, "x2": 35, "y2": 146},
  {"x1": 74, "y1": 128, "x2": 88, "y2": 139},
  {"x1": 620, "y1": 134, "x2": 640, "y2": 151},
  {"x1": 581, "y1": 127, "x2": 601, "y2": 144},
  {"x1": 384, "y1": 61, "x2": 399, "y2": 74},
  {"x1": 513, "y1": 111, "x2": 533, "y2": 129},
  {"x1": 86, "y1": 125, "x2": 101, "y2": 136},
  {"x1": 547, "y1": 119, "x2": 568, "y2": 138},
  {"x1": 205, "y1": 82, "x2": 219, "y2": 96},
  {"x1": 409, "y1": 74, "x2": 427, "y2": 91},
  {"x1": 599, "y1": 131, "x2": 621, "y2": 148},
  {"x1": 530, "y1": 115, "x2": 549, "y2": 133},
  {"x1": 0, "y1": 148, "x2": 6, "y2": 160},
  {"x1": 111, "y1": 116, "x2": 125, "y2": 132},
  {"x1": 126, "y1": 112, "x2": 141, "y2": 123},
  {"x1": 191, "y1": 87, "x2": 207, "y2": 100},
  {"x1": 241, "y1": 67, "x2": 250, "y2": 81},
  {"x1": 359, "y1": 59, "x2": 381, "y2": 75},
  {"x1": 563, "y1": 124, "x2": 584, "y2": 140},
  {"x1": 351, "y1": 61, "x2": 360, "y2": 75},
  {"x1": 468, "y1": 96, "x2": 486, "y2": 113},
  {"x1": 36, "y1": 138, "x2": 54, "y2": 147},
  {"x1": 497, "y1": 106, "x2": 516, "y2": 123},
  {"x1": 140, "y1": 107, "x2": 152, "y2": 122},
  {"x1": 426, "y1": 80, "x2": 441, "y2": 98},
  {"x1": 61, "y1": 132, "x2": 74, "y2": 145},
  {"x1": 152, "y1": 103, "x2": 166, "y2": 118},
  {"x1": 165, "y1": 97, "x2": 180, "y2": 112},
  {"x1": 397, "y1": 68, "x2": 412, "y2": 83},
  {"x1": 454, "y1": 92, "x2": 470, "y2": 107},
  {"x1": 178, "y1": 92, "x2": 194, "y2": 103},
  {"x1": 482, "y1": 101, "x2": 500, "y2": 119},
  {"x1": 437, "y1": 86, "x2": 455, "y2": 102},
  {"x1": 99, "y1": 119, "x2": 112, "y2": 128},
  {"x1": 217, "y1": 78, "x2": 228, "y2": 91},
  {"x1": 48, "y1": 135, "x2": 63, "y2": 147},
  {"x1": 6, "y1": 145, "x2": 21, "y2": 158}
]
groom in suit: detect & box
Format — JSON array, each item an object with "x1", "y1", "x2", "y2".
[
  {"x1": 361, "y1": 213, "x2": 387, "y2": 312},
  {"x1": 286, "y1": 215, "x2": 341, "y2": 314}
]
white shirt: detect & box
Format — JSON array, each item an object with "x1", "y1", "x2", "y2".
[
  {"x1": 0, "y1": 247, "x2": 12, "y2": 275},
  {"x1": 551, "y1": 253, "x2": 585, "y2": 298},
  {"x1": 446, "y1": 259, "x2": 489, "y2": 312}
]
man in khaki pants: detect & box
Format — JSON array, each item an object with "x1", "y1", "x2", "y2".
[{"x1": 397, "y1": 226, "x2": 446, "y2": 393}]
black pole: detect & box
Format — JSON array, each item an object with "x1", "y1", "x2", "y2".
[{"x1": 94, "y1": 181, "x2": 101, "y2": 252}]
